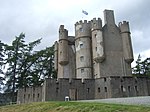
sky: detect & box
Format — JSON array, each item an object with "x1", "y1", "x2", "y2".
[{"x1": 0, "y1": 0, "x2": 150, "y2": 66}]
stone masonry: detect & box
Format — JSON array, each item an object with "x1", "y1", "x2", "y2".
[{"x1": 17, "y1": 10, "x2": 150, "y2": 103}]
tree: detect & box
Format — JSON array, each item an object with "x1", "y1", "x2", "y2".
[
  {"x1": 132, "y1": 54, "x2": 150, "y2": 77},
  {"x1": 4, "y1": 33, "x2": 41, "y2": 101},
  {"x1": 3, "y1": 33, "x2": 56, "y2": 101}
]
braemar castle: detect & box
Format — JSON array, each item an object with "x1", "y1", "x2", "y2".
[{"x1": 17, "y1": 10, "x2": 150, "y2": 103}]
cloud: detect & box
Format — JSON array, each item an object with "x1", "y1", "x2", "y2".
[{"x1": 0, "y1": 0, "x2": 149, "y2": 61}]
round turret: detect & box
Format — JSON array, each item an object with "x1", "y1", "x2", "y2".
[
  {"x1": 58, "y1": 25, "x2": 69, "y2": 65},
  {"x1": 119, "y1": 21, "x2": 134, "y2": 63},
  {"x1": 75, "y1": 20, "x2": 91, "y2": 39},
  {"x1": 75, "y1": 20, "x2": 92, "y2": 79},
  {"x1": 91, "y1": 18, "x2": 105, "y2": 63}
]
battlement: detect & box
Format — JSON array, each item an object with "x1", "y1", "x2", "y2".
[
  {"x1": 118, "y1": 21, "x2": 130, "y2": 33},
  {"x1": 59, "y1": 25, "x2": 68, "y2": 40},
  {"x1": 91, "y1": 18, "x2": 102, "y2": 31},
  {"x1": 75, "y1": 20, "x2": 90, "y2": 26}
]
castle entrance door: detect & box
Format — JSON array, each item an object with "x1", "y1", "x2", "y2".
[{"x1": 69, "y1": 89, "x2": 78, "y2": 100}]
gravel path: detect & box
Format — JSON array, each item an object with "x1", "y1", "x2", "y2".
[{"x1": 79, "y1": 96, "x2": 150, "y2": 106}]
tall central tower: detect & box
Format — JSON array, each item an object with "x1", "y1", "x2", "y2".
[{"x1": 75, "y1": 20, "x2": 92, "y2": 79}]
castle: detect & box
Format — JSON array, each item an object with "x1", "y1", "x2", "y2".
[{"x1": 17, "y1": 10, "x2": 150, "y2": 103}]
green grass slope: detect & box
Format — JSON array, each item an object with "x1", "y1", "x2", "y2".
[{"x1": 0, "y1": 101, "x2": 150, "y2": 112}]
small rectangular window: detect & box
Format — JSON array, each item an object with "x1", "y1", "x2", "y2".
[
  {"x1": 98, "y1": 87, "x2": 100, "y2": 93},
  {"x1": 135, "y1": 86, "x2": 138, "y2": 92},
  {"x1": 121, "y1": 86, "x2": 123, "y2": 92},
  {"x1": 33, "y1": 94, "x2": 35, "y2": 99},
  {"x1": 80, "y1": 44, "x2": 83, "y2": 48},
  {"x1": 87, "y1": 88, "x2": 90, "y2": 93},
  {"x1": 28, "y1": 94, "x2": 30, "y2": 99},
  {"x1": 105, "y1": 87, "x2": 107, "y2": 92},
  {"x1": 104, "y1": 78, "x2": 107, "y2": 82},
  {"x1": 37, "y1": 93, "x2": 40, "y2": 98},
  {"x1": 81, "y1": 69, "x2": 84, "y2": 73},
  {"x1": 128, "y1": 86, "x2": 131, "y2": 92},
  {"x1": 56, "y1": 87, "x2": 59, "y2": 93},
  {"x1": 80, "y1": 56, "x2": 84, "y2": 62},
  {"x1": 80, "y1": 28, "x2": 83, "y2": 32},
  {"x1": 95, "y1": 47, "x2": 97, "y2": 51}
]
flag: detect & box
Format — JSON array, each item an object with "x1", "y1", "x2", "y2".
[{"x1": 82, "y1": 10, "x2": 88, "y2": 15}]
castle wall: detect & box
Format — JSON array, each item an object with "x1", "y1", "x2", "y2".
[
  {"x1": 110, "y1": 77, "x2": 149, "y2": 98},
  {"x1": 17, "y1": 86, "x2": 42, "y2": 104},
  {"x1": 17, "y1": 77, "x2": 150, "y2": 103},
  {"x1": 43, "y1": 78, "x2": 95, "y2": 101}
]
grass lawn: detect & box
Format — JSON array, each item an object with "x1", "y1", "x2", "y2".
[{"x1": 0, "y1": 101, "x2": 150, "y2": 112}]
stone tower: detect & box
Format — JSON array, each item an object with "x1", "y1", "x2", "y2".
[
  {"x1": 75, "y1": 20, "x2": 92, "y2": 79},
  {"x1": 56, "y1": 25, "x2": 76, "y2": 78},
  {"x1": 54, "y1": 9, "x2": 134, "y2": 79},
  {"x1": 91, "y1": 18, "x2": 105, "y2": 78},
  {"x1": 119, "y1": 21, "x2": 134, "y2": 75}
]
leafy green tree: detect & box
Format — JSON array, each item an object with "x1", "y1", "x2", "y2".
[
  {"x1": 132, "y1": 54, "x2": 150, "y2": 77},
  {"x1": 4, "y1": 33, "x2": 56, "y2": 101},
  {"x1": 4, "y1": 33, "x2": 41, "y2": 101}
]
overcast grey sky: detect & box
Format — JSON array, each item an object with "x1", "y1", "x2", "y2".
[{"x1": 0, "y1": 0, "x2": 150, "y2": 63}]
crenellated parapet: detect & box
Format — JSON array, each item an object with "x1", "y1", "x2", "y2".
[
  {"x1": 59, "y1": 25, "x2": 68, "y2": 40},
  {"x1": 118, "y1": 21, "x2": 130, "y2": 33},
  {"x1": 91, "y1": 18, "x2": 102, "y2": 31},
  {"x1": 75, "y1": 20, "x2": 91, "y2": 39}
]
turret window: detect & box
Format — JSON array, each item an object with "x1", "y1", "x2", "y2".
[
  {"x1": 81, "y1": 69, "x2": 84, "y2": 73},
  {"x1": 80, "y1": 56, "x2": 84, "y2": 62},
  {"x1": 79, "y1": 28, "x2": 83, "y2": 32},
  {"x1": 80, "y1": 43, "x2": 83, "y2": 48}
]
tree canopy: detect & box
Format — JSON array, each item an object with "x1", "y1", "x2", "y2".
[{"x1": 0, "y1": 33, "x2": 56, "y2": 102}]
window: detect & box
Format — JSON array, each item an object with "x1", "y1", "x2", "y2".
[
  {"x1": 37, "y1": 93, "x2": 40, "y2": 98},
  {"x1": 79, "y1": 28, "x2": 83, "y2": 32},
  {"x1": 80, "y1": 56, "x2": 84, "y2": 62},
  {"x1": 104, "y1": 78, "x2": 107, "y2": 82},
  {"x1": 95, "y1": 47, "x2": 97, "y2": 51},
  {"x1": 28, "y1": 94, "x2": 30, "y2": 99},
  {"x1": 135, "y1": 86, "x2": 138, "y2": 92},
  {"x1": 121, "y1": 86, "x2": 123, "y2": 92},
  {"x1": 98, "y1": 87, "x2": 100, "y2": 93},
  {"x1": 128, "y1": 86, "x2": 131, "y2": 92},
  {"x1": 60, "y1": 51, "x2": 62, "y2": 55},
  {"x1": 105, "y1": 87, "x2": 107, "y2": 92},
  {"x1": 81, "y1": 69, "x2": 84, "y2": 73},
  {"x1": 95, "y1": 34, "x2": 97, "y2": 38},
  {"x1": 121, "y1": 78, "x2": 123, "y2": 82},
  {"x1": 56, "y1": 87, "x2": 59, "y2": 93},
  {"x1": 87, "y1": 88, "x2": 90, "y2": 93},
  {"x1": 33, "y1": 94, "x2": 35, "y2": 99},
  {"x1": 80, "y1": 43, "x2": 83, "y2": 48}
]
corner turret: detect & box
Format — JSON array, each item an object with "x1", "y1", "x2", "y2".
[
  {"x1": 119, "y1": 21, "x2": 134, "y2": 63},
  {"x1": 58, "y1": 25, "x2": 69, "y2": 65},
  {"x1": 91, "y1": 18, "x2": 105, "y2": 63}
]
